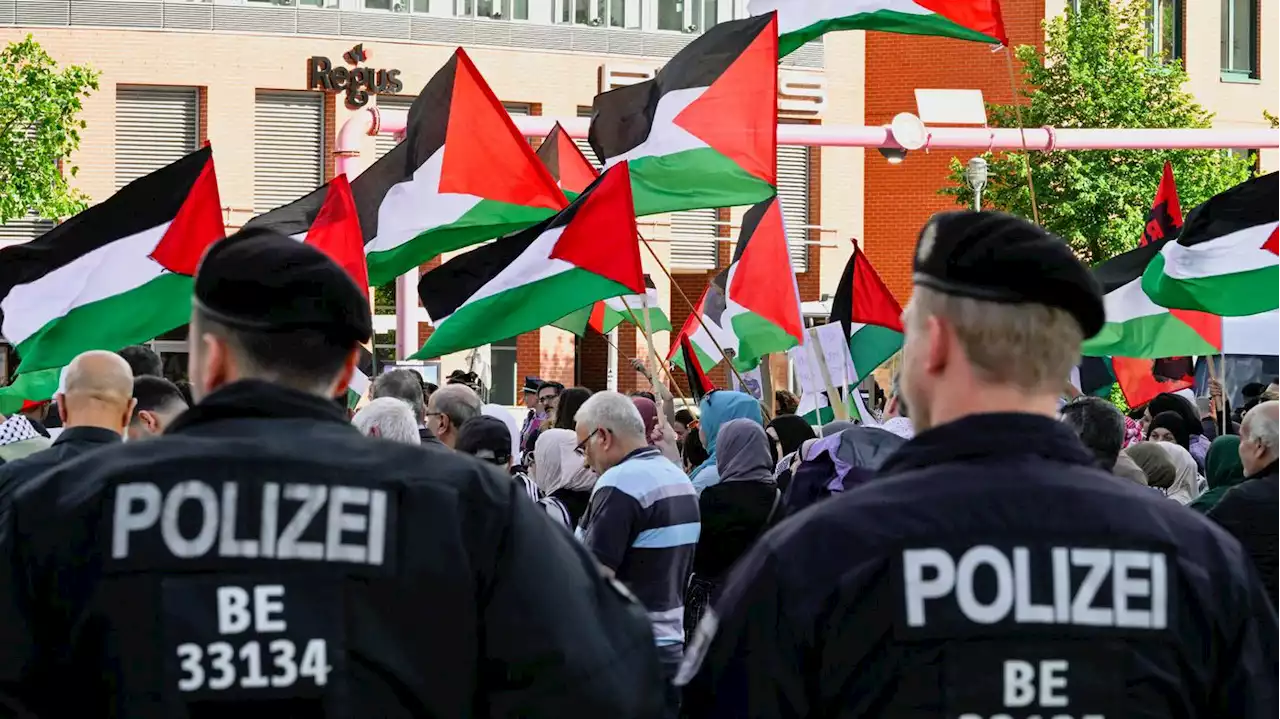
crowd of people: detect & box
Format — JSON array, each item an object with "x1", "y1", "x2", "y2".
[{"x1": 0, "y1": 215, "x2": 1274, "y2": 717}]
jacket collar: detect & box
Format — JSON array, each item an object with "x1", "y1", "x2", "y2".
[
  {"x1": 1247, "y1": 460, "x2": 1279, "y2": 481},
  {"x1": 53, "y1": 426, "x2": 121, "y2": 446},
  {"x1": 167, "y1": 379, "x2": 349, "y2": 434},
  {"x1": 878, "y1": 412, "x2": 1097, "y2": 475}
]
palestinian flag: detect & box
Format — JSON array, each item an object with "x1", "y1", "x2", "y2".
[
  {"x1": 588, "y1": 15, "x2": 778, "y2": 217},
  {"x1": 410, "y1": 163, "x2": 644, "y2": 359},
  {"x1": 828, "y1": 243, "x2": 904, "y2": 383},
  {"x1": 750, "y1": 0, "x2": 1007, "y2": 58},
  {"x1": 1140, "y1": 161, "x2": 1183, "y2": 247},
  {"x1": 1142, "y1": 172, "x2": 1279, "y2": 316},
  {"x1": 346, "y1": 345, "x2": 374, "y2": 411},
  {"x1": 537, "y1": 122, "x2": 599, "y2": 198},
  {"x1": 0, "y1": 366, "x2": 63, "y2": 415},
  {"x1": 679, "y1": 333, "x2": 715, "y2": 402},
  {"x1": 667, "y1": 282, "x2": 729, "y2": 373},
  {"x1": 0, "y1": 147, "x2": 224, "y2": 375},
  {"x1": 293, "y1": 48, "x2": 565, "y2": 286},
  {"x1": 1112, "y1": 356, "x2": 1193, "y2": 408},
  {"x1": 553, "y1": 275, "x2": 672, "y2": 336},
  {"x1": 717, "y1": 197, "x2": 806, "y2": 369}
]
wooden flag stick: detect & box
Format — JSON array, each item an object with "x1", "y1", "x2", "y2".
[
  {"x1": 1004, "y1": 46, "x2": 1042, "y2": 226},
  {"x1": 618, "y1": 295, "x2": 691, "y2": 410},
  {"x1": 808, "y1": 326, "x2": 850, "y2": 422},
  {"x1": 636, "y1": 231, "x2": 759, "y2": 404}
]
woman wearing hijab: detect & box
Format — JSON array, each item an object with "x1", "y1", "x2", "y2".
[
  {"x1": 689, "y1": 390, "x2": 764, "y2": 493},
  {"x1": 1152, "y1": 441, "x2": 1201, "y2": 504},
  {"x1": 1146, "y1": 392, "x2": 1210, "y2": 468},
  {"x1": 1123, "y1": 442, "x2": 1176, "y2": 493},
  {"x1": 551, "y1": 387, "x2": 592, "y2": 431},
  {"x1": 1190, "y1": 436, "x2": 1247, "y2": 514},
  {"x1": 765, "y1": 415, "x2": 815, "y2": 466},
  {"x1": 1147, "y1": 411, "x2": 1191, "y2": 451},
  {"x1": 532, "y1": 428, "x2": 598, "y2": 529},
  {"x1": 686, "y1": 419, "x2": 780, "y2": 640}
]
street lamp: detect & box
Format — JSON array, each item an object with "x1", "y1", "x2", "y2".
[{"x1": 965, "y1": 156, "x2": 988, "y2": 211}]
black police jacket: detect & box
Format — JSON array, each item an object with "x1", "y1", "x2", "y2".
[
  {"x1": 0, "y1": 380, "x2": 664, "y2": 719},
  {"x1": 680, "y1": 413, "x2": 1278, "y2": 719},
  {"x1": 1209, "y1": 461, "x2": 1279, "y2": 607}
]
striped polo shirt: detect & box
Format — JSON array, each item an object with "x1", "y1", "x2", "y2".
[{"x1": 576, "y1": 446, "x2": 700, "y2": 646}]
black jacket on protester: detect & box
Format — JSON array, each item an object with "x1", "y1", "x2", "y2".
[
  {"x1": 0, "y1": 426, "x2": 120, "y2": 514},
  {"x1": 0, "y1": 380, "x2": 664, "y2": 719},
  {"x1": 1209, "y1": 461, "x2": 1279, "y2": 607},
  {"x1": 679, "y1": 414, "x2": 1277, "y2": 719}
]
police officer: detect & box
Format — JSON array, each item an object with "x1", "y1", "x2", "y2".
[
  {"x1": 678, "y1": 211, "x2": 1278, "y2": 718},
  {"x1": 0, "y1": 228, "x2": 664, "y2": 718}
]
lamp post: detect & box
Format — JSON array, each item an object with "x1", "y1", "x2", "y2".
[{"x1": 965, "y1": 157, "x2": 988, "y2": 211}]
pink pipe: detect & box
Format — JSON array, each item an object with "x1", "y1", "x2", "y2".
[{"x1": 338, "y1": 109, "x2": 1278, "y2": 179}]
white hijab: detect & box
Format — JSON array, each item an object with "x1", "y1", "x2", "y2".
[
  {"x1": 533, "y1": 428, "x2": 597, "y2": 496},
  {"x1": 1154, "y1": 442, "x2": 1201, "y2": 504}
]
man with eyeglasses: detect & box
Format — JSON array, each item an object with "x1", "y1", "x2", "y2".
[{"x1": 573, "y1": 391, "x2": 699, "y2": 719}]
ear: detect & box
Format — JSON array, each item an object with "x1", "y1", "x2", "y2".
[
  {"x1": 201, "y1": 332, "x2": 233, "y2": 397},
  {"x1": 56, "y1": 394, "x2": 69, "y2": 424},
  {"x1": 924, "y1": 314, "x2": 950, "y2": 376},
  {"x1": 123, "y1": 398, "x2": 138, "y2": 430},
  {"x1": 369, "y1": 425, "x2": 381, "y2": 438}
]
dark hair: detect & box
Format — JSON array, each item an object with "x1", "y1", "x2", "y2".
[
  {"x1": 1147, "y1": 411, "x2": 1190, "y2": 449},
  {"x1": 553, "y1": 387, "x2": 593, "y2": 430},
  {"x1": 173, "y1": 380, "x2": 195, "y2": 408},
  {"x1": 372, "y1": 369, "x2": 426, "y2": 424},
  {"x1": 117, "y1": 344, "x2": 163, "y2": 378},
  {"x1": 538, "y1": 380, "x2": 565, "y2": 395},
  {"x1": 1059, "y1": 396, "x2": 1125, "y2": 468},
  {"x1": 629, "y1": 390, "x2": 657, "y2": 402},
  {"x1": 131, "y1": 375, "x2": 189, "y2": 422},
  {"x1": 1148, "y1": 392, "x2": 1202, "y2": 436},
  {"x1": 1127, "y1": 405, "x2": 1146, "y2": 421},
  {"x1": 774, "y1": 389, "x2": 799, "y2": 415},
  {"x1": 193, "y1": 307, "x2": 353, "y2": 394},
  {"x1": 681, "y1": 425, "x2": 709, "y2": 469},
  {"x1": 424, "y1": 382, "x2": 438, "y2": 397},
  {"x1": 674, "y1": 408, "x2": 696, "y2": 427}
]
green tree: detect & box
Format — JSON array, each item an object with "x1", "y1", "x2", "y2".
[
  {"x1": 0, "y1": 36, "x2": 99, "y2": 224},
  {"x1": 942, "y1": 0, "x2": 1253, "y2": 264}
]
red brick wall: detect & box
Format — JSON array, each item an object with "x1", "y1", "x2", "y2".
[
  {"x1": 415, "y1": 257, "x2": 441, "y2": 348},
  {"x1": 864, "y1": 0, "x2": 1045, "y2": 303}
]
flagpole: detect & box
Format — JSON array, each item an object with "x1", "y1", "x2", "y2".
[
  {"x1": 637, "y1": 231, "x2": 761, "y2": 404},
  {"x1": 618, "y1": 295, "x2": 692, "y2": 409},
  {"x1": 1004, "y1": 45, "x2": 1042, "y2": 226}
]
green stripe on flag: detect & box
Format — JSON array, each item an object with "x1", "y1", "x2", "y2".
[
  {"x1": 0, "y1": 367, "x2": 62, "y2": 415},
  {"x1": 15, "y1": 273, "x2": 194, "y2": 374},
  {"x1": 779, "y1": 10, "x2": 1002, "y2": 57},
  {"x1": 627, "y1": 148, "x2": 776, "y2": 218},
  {"x1": 728, "y1": 312, "x2": 801, "y2": 371},
  {"x1": 1141, "y1": 251, "x2": 1279, "y2": 318},
  {"x1": 849, "y1": 324, "x2": 903, "y2": 383},
  {"x1": 552, "y1": 304, "x2": 594, "y2": 336}
]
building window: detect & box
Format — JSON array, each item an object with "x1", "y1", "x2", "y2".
[
  {"x1": 0, "y1": 214, "x2": 54, "y2": 249},
  {"x1": 116, "y1": 86, "x2": 199, "y2": 190},
  {"x1": 1147, "y1": 0, "x2": 1182, "y2": 62},
  {"x1": 374, "y1": 96, "x2": 415, "y2": 159},
  {"x1": 776, "y1": 144, "x2": 810, "y2": 273},
  {"x1": 668, "y1": 208, "x2": 718, "y2": 270},
  {"x1": 490, "y1": 336, "x2": 518, "y2": 405},
  {"x1": 576, "y1": 105, "x2": 602, "y2": 168},
  {"x1": 253, "y1": 91, "x2": 324, "y2": 213},
  {"x1": 557, "y1": 0, "x2": 641, "y2": 27},
  {"x1": 1221, "y1": 0, "x2": 1258, "y2": 78},
  {"x1": 457, "y1": 0, "x2": 529, "y2": 19}
]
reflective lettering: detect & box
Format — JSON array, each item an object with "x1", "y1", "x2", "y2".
[
  {"x1": 162, "y1": 481, "x2": 219, "y2": 558},
  {"x1": 1070, "y1": 549, "x2": 1114, "y2": 626},
  {"x1": 367, "y1": 489, "x2": 387, "y2": 566},
  {"x1": 260, "y1": 482, "x2": 280, "y2": 559},
  {"x1": 254, "y1": 585, "x2": 286, "y2": 633},
  {"x1": 1040, "y1": 660, "x2": 1069, "y2": 707},
  {"x1": 325, "y1": 486, "x2": 368, "y2": 563},
  {"x1": 277, "y1": 485, "x2": 326, "y2": 560},
  {"x1": 219, "y1": 482, "x2": 259, "y2": 558},
  {"x1": 217, "y1": 586, "x2": 252, "y2": 634},
  {"x1": 1003, "y1": 660, "x2": 1036, "y2": 707},
  {"x1": 112, "y1": 483, "x2": 161, "y2": 558},
  {"x1": 1013, "y1": 547, "x2": 1053, "y2": 623},
  {"x1": 903, "y1": 548, "x2": 955, "y2": 627},
  {"x1": 955, "y1": 546, "x2": 1014, "y2": 624}
]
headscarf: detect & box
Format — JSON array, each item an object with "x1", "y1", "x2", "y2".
[
  {"x1": 767, "y1": 415, "x2": 815, "y2": 460},
  {"x1": 481, "y1": 404, "x2": 522, "y2": 464},
  {"x1": 1190, "y1": 436, "x2": 1246, "y2": 513},
  {"x1": 1147, "y1": 411, "x2": 1190, "y2": 450},
  {"x1": 690, "y1": 391, "x2": 763, "y2": 489},
  {"x1": 532, "y1": 428, "x2": 597, "y2": 495},
  {"x1": 631, "y1": 396, "x2": 659, "y2": 445},
  {"x1": 1123, "y1": 442, "x2": 1176, "y2": 490},
  {"x1": 880, "y1": 416, "x2": 915, "y2": 440},
  {"x1": 1152, "y1": 442, "x2": 1200, "y2": 504},
  {"x1": 716, "y1": 419, "x2": 775, "y2": 485},
  {"x1": 1149, "y1": 393, "x2": 1203, "y2": 436}
]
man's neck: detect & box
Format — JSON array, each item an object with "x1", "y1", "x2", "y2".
[
  {"x1": 926, "y1": 384, "x2": 1059, "y2": 429},
  {"x1": 64, "y1": 415, "x2": 122, "y2": 435}
]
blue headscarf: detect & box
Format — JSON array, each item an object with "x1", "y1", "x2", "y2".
[{"x1": 690, "y1": 390, "x2": 764, "y2": 492}]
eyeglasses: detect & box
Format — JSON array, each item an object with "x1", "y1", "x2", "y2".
[
  {"x1": 539, "y1": 394, "x2": 559, "y2": 404},
  {"x1": 575, "y1": 428, "x2": 603, "y2": 456}
]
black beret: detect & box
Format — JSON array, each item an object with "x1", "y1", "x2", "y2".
[
  {"x1": 912, "y1": 211, "x2": 1105, "y2": 338},
  {"x1": 194, "y1": 227, "x2": 372, "y2": 344}
]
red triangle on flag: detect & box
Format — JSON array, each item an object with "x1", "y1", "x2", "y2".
[
  {"x1": 149, "y1": 151, "x2": 225, "y2": 276},
  {"x1": 550, "y1": 123, "x2": 599, "y2": 194},
  {"x1": 440, "y1": 49, "x2": 567, "y2": 212},
  {"x1": 1170, "y1": 308, "x2": 1222, "y2": 352},
  {"x1": 587, "y1": 301, "x2": 607, "y2": 334},
  {"x1": 550, "y1": 163, "x2": 644, "y2": 294},
  {"x1": 850, "y1": 245, "x2": 904, "y2": 332},
  {"x1": 304, "y1": 174, "x2": 369, "y2": 290},
  {"x1": 1264, "y1": 226, "x2": 1278, "y2": 255},
  {"x1": 726, "y1": 198, "x2": 804, "y2": 342},
  {"x1": 672, "y1": 16, "x2": 777, "y2": 186},
  {"x1": 1112, "y1": 356, "x2": 1192, "y2": 408},
  {"x1": 917, "y1": 0, "x2": 1008, "y2": 45}
]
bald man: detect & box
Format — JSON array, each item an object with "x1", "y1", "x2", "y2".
[{"x1": 0, "y1": 351, "x2": 136, "y2": 506}]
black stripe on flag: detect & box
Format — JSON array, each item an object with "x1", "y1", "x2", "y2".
[
  {"x1": 1092, "y1": 242, "x2": 1162, "y2": 295},
  {"x1": 244, "y1": 183, "x2": 326, "y2": 237},
  {"x1": 536, "y1": 124, "x2": 564, "y2": 183},
  {"x1": 728, "y1": 198, "x2": 772, "y2": 266},
  {"x1": 1175, "y1": 172, "x2": 1277, "y2": 248},
  {"x1": 589, "y1": 14, "x2": 775, "y2": 161},
  {"x1": 416, "y1": 164, "x2": 609, "y2": 321},
  {"x1": 0, "y1": 147, "x2": 213, "y2": 296},
  {"x1": 681, "y1": 333, "x2": 714, "y2": 402}
]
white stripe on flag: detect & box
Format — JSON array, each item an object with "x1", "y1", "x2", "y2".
[
  {"x1": 365, "y1": 146, "x2": 484, "y2": 256},
  {"x1": 1160, "y1": 221, "x2": 1279, "y2": 280}
]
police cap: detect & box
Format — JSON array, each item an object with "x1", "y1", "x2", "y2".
[
  {"x1": 912, "y1": 211, "x2": 1104, "y2": 338},
  {"x1": 194, "y1": 227, "x2": 372, "y2": 344}
]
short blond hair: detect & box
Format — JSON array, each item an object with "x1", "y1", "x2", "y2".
[{"x1": 906, "y1": 285, "x2": 1082, "y2": 392}]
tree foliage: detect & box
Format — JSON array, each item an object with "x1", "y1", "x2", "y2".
[
  {"x1": 942, "y1": 0, "x2": 1253, "y2": 265},
  {"x1": 0, "y1": 36, "x2": 99, "y2": 224}
]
